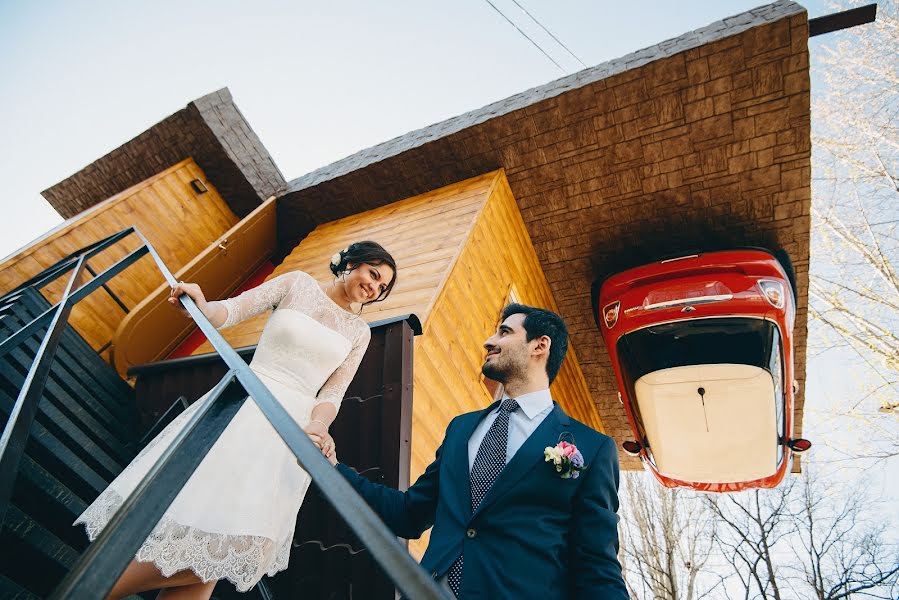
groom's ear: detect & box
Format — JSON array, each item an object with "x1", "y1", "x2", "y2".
[{"x1": 531, "y1": 335, "x2": 552, "y2": 357}]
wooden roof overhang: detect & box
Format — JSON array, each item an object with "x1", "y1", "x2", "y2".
[
  {"x1": 42, "y1": 88, "x2": 285, "y2": 220},
  {"x1": 273, "y1": 0, "x2": 812, "y2": 467}
]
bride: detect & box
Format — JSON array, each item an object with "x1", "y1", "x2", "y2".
[{"x1": 74, "y1": 241, "x2": 397, "y2": 599}]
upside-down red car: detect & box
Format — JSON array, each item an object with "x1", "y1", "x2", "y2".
[{"x1": 592, "y1": 249, "x2": 811, "y2": 492}]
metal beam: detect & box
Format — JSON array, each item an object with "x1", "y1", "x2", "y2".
[
  {"x1": 125, "y1": 228, "x2": 451, "y2": 600},
  {"x1": 0, "y1": 245, "x2": 147, "y2": 359},
  {"x1": 809, "y1": 3, "x2": 877, "y2": 37},
  {"x1": 50, "y1": 374, "x2": 247, "y2": 599}
]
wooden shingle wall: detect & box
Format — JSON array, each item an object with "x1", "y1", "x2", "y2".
[
  {"x1": 42, "y1": 88, "x2": 284, "y2": 220},
  {"x1": 0, "y1": 159, "x2": 237, "y2": 361}
]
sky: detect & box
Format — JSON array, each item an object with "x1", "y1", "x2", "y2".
[
  {"x1": 1, "y1": 0, "x2": 895, "y2": 514},
  {"x1": 0, "y1": 0, "x2": 840, "y2": 258}
]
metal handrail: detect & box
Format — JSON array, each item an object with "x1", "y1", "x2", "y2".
[
  {"x1": 0, "y1": 226, "x2": 449, "y2": 599},
  {"x1": 0, "y1": 254, "x2": 88, "y2": 525}
]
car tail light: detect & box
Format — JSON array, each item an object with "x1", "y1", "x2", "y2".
[
  {"x1": 622, "y1": 441, "x2": 642, "y2": 456},
  {"x1": 758, "y1": 279, "x2": 785, "y2": 309},
  {"x1": 602, "y1": 301, "x2": 620, "y2": 329},
  {"x1": 787, "y1": 438, "x2": 812, "y2": 453}
]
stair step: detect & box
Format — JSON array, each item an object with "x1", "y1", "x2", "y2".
[
  {"x1": 1, "y1": 504, "x2": 78, "y2": 597},
  {"x1": 0, "y1": 306, "x2": 137, "y2": 428},
  {"x1": 2, "y1": 403, "x2": 112, "y2": 500},
  {"x1": 4, "y1": 288, "x2": 135, "y2": 411},
  {"x1": 13, "y1": 455, "x2": 91, "y2": 551},
  {"x1": 0, "y1": 573, "x2": 41, "y2": 600},
  {"x1": 0, "y1": 378, "x2": 127, "y2": 481},
  {"x1": 1, "y1": 348, "x2": 135, "y2": 466}
]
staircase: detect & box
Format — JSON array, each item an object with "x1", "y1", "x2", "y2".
[
  {"x1": 0, "y1": 226, "x2": 438, "y2": 599},
  {"x1": 0, "y1": 287, "x2": 140, "y2": 598}
]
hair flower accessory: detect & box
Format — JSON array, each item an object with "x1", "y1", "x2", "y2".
[
  {"x1": 543, "y1": 440, "x2": 585, "y2": 479},
  {"x1": 330, "y1": 252, "x2": 342, "y2": 267}
]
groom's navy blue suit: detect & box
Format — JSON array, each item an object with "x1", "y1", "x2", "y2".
[{"x1": 336, "y1": 400, "x2": 629, "y2": 599}]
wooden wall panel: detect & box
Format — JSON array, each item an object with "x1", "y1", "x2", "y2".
[
  {"x1": 193, "y1": 172, "x2": 495, "y2": 354},
  {"x1": 192, "y1": 170, "x2": 601, "y2": 560},
  {"x1": 0, "y1": 159, "x2": 238, "y2": 362},
  {"x1": 112, "y1": 197, "x2": 277, "y2": 375},
  {"x1": 407, "y1": 170, "x2": 603, "y2": 558}
]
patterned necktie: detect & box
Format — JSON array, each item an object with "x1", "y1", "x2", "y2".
[{"x1": 446, "y1": 398, "x2": 519, "y2": 597}]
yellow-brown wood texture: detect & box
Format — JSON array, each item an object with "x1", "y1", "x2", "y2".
[
  {"x1": 191, "y1": 171, "x2": 496, "y2": 354},
  {"x1": 0, "y1": 159, "x2": 237, "y2": 362},
  {"x1": 112, "y1": 196, "x2": 277, "y2": 375},
  {"x1": 406, "y1": 171, "x2": 602, "y2": 558},
  {"x1": 199, "y1": 170, "x2": 602, "y2": 560}
]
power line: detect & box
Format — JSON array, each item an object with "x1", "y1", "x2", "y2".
[
  {"x1": 509, "y1": 0, "x2": 587, "y2": 69},
  {"x1": 483, "y1": 0, "x2": 566, "y2": 73}
]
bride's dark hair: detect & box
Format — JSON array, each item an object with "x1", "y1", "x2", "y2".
[{"x1": 329, "y1": 241, "x2": 398, "y2": 304}]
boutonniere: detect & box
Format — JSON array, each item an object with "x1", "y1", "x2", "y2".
[{"x1": 543, "y1": 435, "x2": 585, "y2": 479}]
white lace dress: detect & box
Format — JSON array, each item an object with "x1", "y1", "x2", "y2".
[{"x1": 74, "y1": 271, "x2": 371, "y2": 591}]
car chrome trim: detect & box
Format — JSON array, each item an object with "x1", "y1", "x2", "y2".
[
  {"x1": 620, "y1": 313, "x2": 778, "y2": 335},
  {"x1": 643, "y1": 293, "x2": 733, "y2": 311},
  {"x1": 660, "y1": 254, "x2": 700, "y2": 263}
]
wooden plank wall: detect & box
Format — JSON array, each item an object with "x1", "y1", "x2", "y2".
[
  {"x1": 0, "y1": 159, "x2": 238, "y2": 362},
  {"x1": 200, "y1": 169, "x2": 603, "y2": 560},
  {"x1": 408, "y1": 171, "x2": 603, "y2": 558},
  {"x1": 111, "y1": 196, "x2": 277, "y2": 376},
  {"x1": 191, "y1": 172, "x2": 496, "y2": 354}
]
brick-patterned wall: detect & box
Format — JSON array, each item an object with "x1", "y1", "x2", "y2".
[
  {"x1": 280, "y1": 1, "x2": 813, "y2": 467},
  {"x1": 42, "y1": 88, "x2": 285, "y2": 219}
]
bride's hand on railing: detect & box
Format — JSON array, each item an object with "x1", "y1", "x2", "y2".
[
  {"x1": 168, "y1": 281, "x2": 209, "y2": 317},
  {"x1": 168, "y1": 282, "x2": 231, "y2": 328}
]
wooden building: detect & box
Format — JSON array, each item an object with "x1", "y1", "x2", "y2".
[{"x1": 1, "y1": 0, "x2": 814, "y2": 595}]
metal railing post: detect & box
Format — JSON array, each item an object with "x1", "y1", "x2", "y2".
[
  {"x1": 2, "y1": 226, "x2": 451, "y2": 600},
  {"x1": 0, "y1": 255, "x2": 87, "y2": 524},
  {"x1": 51, "y1": 374, "x2": 248, "y2": 598}
]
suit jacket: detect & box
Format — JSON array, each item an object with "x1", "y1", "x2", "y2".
[{"x1": 337, "y1": 401, "x2": 629, "y2": 599}]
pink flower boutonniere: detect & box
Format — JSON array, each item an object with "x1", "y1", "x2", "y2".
[{"x1": 543, "y1": 440, "x2": 585, "y2": 479}]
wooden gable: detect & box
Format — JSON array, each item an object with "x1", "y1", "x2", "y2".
[
  {"x1": 0, "y1": 159, "x2": 238, "y2": 362},
  {"x1": 201, "y1": 170, "x2": 602, "y2": 558}
]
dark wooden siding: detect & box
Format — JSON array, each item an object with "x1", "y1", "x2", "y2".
[{"x1": 129, "y1": 316, "x2": 419, "y2": 599}]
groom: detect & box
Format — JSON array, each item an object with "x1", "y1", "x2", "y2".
[{"x1": 328, "y1": 304, "x2": 628, "y2": 599}]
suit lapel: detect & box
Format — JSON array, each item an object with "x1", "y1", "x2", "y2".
[
  {"x1": 471, "y1": 402, "x2": 571, "y2": 519},
  {"x1": 449, "y1": 401, "x2": 500, "y2": 516}
]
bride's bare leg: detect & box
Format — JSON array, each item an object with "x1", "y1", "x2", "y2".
[
  {"x1": 106, "y1": 560, "x2": 206, "y2": 600},
  {"x1": 157, "y1": 581, "x2": 217, "y2": 600}
]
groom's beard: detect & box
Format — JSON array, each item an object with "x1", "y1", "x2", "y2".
[{"x1": 481, "y1": 357, "x2": 525, "y2": 384}]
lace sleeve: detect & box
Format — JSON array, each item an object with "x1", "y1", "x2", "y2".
[
  {"x1": 216, "y1": 272, "x2": 298, "y2": 329},
  {"x1": 315, "y1": 324, "x2": 372, "y2": 411}
]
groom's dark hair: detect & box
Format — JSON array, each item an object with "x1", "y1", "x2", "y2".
[{"x1": 501, "y1": 303, "x2": 569, "y2": 384}]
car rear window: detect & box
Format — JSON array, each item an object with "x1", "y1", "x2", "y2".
[{"x1": 617, "y1": 317, "x2": 778, "y2": 382}]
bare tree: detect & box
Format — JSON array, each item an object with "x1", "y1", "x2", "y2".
[
  {"x1": 704, "y1": 466, "x2": 899, "y2": 600},
  {"x1": 618, "y1": 472, "x2": 720, "y2": 600},
  {"x1": 704, "y1": 481, "x2": 795, "y2": 600},
  {"x1": 808, "y1": 0, "x2": 899, "y2": 456},
  {"x1": 791, "y1": 469, "x2": 899, "y2": 599}
]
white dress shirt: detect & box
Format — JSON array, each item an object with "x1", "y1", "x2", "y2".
[{"x1": 467, "y1": 388, "x2": 554, "y2": 471}]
